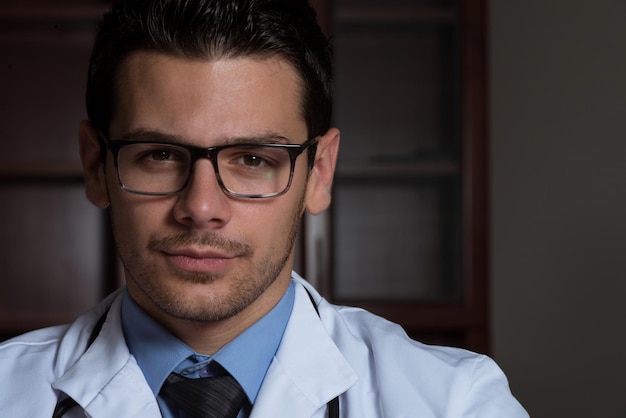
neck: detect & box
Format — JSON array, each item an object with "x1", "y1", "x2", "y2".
[
  {"x1": 127, "y1": 273, "x2": 291, "y2": 355},
  {"x1": 171, "y1": 283, "x2": 289, "y2": 354}
]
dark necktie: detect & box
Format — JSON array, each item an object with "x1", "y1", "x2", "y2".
[{"x1": 161, "y1": 372, "x2": 247, "y2": 418}]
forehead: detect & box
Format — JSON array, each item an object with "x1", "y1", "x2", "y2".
[{"x1": 110, "y1": 51, "x2": 307, "y2": 143}]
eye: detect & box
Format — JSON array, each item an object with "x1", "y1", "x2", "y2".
[
  {"x1": 134, "y1": 146, "x2": 186, "y2": 163},
  {"x1": 146, "y1": 149, "x2": 178, "y2": 161},
  {"x1": 241, "y1": 154, "x2": 267, "y2": 168},
  {"x1": 224, "y1": 147, "x2": 282, "y2": 169}
]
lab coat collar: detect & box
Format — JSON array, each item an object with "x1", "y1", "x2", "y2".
[
  {"x1": 52, "y1": 291, "x2": 162, "y2": 417},
  {"x1": 251, "y1": 278, "x2": 358, "y2": 417},
  {"x1": 50, "y1": 278, "x2": 358, "y2": 417}
]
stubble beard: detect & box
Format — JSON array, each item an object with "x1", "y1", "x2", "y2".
[{"x1": 110, "y1": 199, "x2": 304, "y2": 323}]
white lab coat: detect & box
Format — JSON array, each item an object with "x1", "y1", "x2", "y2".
[{"x1": 0, "y1": 275, "x2": 528, "y2": 417}]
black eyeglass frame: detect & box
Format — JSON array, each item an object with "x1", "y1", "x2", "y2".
[{"x1": 98, "y1": 135, "x2": 319, "y2": 199}]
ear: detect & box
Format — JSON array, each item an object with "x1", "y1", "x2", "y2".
[
  {"x1": 305, "y1": 127, "x2": 340, "y2": 215},
  {"x1": 79, "y1": 120, "x2": 110, "y2": 208}
]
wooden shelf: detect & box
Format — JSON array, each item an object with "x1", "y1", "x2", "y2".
[
  {"x1": 0, "y1": 313, "x2": 75, "y2": 328},
  {"x1": 336, "y1": 160, "x2": 460, "y2": 179},
  {"x1": 0, "y1": 3, "x2": 107, "y2": 42},
  {"x1": 0, "y1": 162, "x2": 84, "y2": 181},
  {"x1": 0, "y1": 313, "x2": 77, "y2": 334},
  {"x1": 0, "y1": 4, "x2": 109, "y2": 21},
  {"x1": 335, "y1": 300, "x2": 485, "y2": 330},
  {"x1": 335, "y1": 6, "x2": 458, "y2": 26},
  {"x1": 320, "y1": 0, "x2": 489, "y2": 354}
]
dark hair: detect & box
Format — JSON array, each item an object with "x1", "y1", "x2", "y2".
[{"x1": 86, "y1": 0, "x2": 333, "y2": 141}]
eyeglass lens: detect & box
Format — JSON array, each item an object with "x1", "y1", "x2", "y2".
[{"x1": 116, "y1": 143, "x2": 295, "y2": 197}]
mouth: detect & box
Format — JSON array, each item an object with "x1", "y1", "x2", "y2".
[
  {"x1": 148, "y1": 233, "x2": 253, "y2": 275},
  {"x1": 162, "y1": 248, "x2": 237, "y2": 274}
]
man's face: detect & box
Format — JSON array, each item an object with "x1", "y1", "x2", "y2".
[{"x1": 84, "y1": 52, "x2": 336, "y2": 328}]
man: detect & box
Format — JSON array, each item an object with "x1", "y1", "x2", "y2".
[{"x1": 0, "y1": 0, "x2": 528, "y2": 417}]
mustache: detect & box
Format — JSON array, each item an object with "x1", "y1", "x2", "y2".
[{"x1": 147, "y1": 232, "x2": 253, "y2": 257}]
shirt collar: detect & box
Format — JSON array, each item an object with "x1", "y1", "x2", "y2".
[{"x1": 122, "y1": 280, "x2": 295, "y2": 404}]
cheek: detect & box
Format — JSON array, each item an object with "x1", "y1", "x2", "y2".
[
  {"x1": 238, "y1": 196, "x2": 303, "y2": 241},
  {"x1": 109, "y1": 193, "x2": 172, "y2": 244},
  {"x1": 108, "y1": 201, "x2": 140, "y2": 249}
]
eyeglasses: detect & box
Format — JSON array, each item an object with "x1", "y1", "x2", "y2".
[{"x1": 100, "y1": 136, "x2": 317, "y2": 198}]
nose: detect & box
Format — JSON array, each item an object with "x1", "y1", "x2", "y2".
[{"x1": 172, "y1": 159, "x2": 232, "y2": 229}]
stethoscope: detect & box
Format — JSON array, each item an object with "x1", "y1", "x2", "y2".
[{"x1": 52, "y1": 289, "x2": 340, "y2": 418}]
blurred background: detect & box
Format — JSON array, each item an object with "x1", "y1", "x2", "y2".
[
  {"x1": 490, "y1": 1, "x2": 626, "y2": 416},
  {"x1": 1, "y1": 0, "x2": 626, "y2": 416}
]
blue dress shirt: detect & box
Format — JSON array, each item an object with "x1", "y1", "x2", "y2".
[{"x1": 122, "y1": 281, "x2": 295, "y2": 418}]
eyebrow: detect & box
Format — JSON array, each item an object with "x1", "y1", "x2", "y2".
[{"x1": 114, "y1": 129, "x2": 294, "y2": 146}]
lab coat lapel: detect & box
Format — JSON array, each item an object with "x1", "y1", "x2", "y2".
[
  {"x1": 251, "y1": 282, "x2": 358, "y2": 418},
  {"x1": 52, "y1": 293, "x2": 162, "y2": 417}
]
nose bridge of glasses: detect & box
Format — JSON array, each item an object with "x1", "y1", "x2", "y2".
[
  {"x1": 184, "y1": 149, "x2": 224, "y2": 194},
  {"x1": 183, "y1": 147, "x2": 227, "y2": 198},
  {"x1": 187, "y1": 145, "x2": 220, "y2": 170}
]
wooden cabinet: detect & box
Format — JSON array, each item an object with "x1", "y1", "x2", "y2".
[
  {"x1": 0, "y1": 1, "x2": 118, "y2": 340},
  {"x1": 0, "y1": 0, "x2": 488, "y2": 354},
  {"x1": 304, "y1": 0, "x2": 489, "y2": 353}
]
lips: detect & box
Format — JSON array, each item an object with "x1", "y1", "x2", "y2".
[
  {"x1": 162, "y1": 248, "x2": 237, "y2": 273},
  {"x1": 148, "y1": 233, "x2": 253, "y2": 274},
  {"x1": 165, "y1": 247, "x2": 234, "y2": 259}
]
